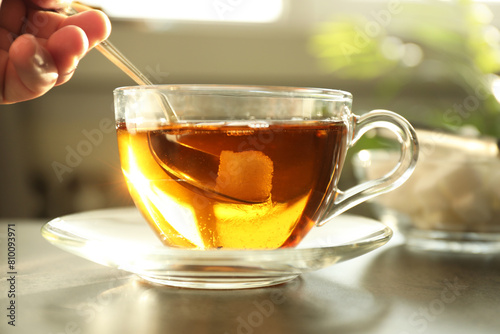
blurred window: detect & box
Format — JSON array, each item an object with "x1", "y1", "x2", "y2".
[{"x1": 87, "y1": 0, "x2": 283, "y2": 23}]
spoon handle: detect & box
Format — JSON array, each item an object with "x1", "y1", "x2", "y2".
[
  {"x1": 95, "y1": 40, "x2": 154, "y2": 85},
  {"x1": 62, "y1": 5, "x2": 154, "y2": 86}
]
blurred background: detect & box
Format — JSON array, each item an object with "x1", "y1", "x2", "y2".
[{"x1": 1, "y1": 0, "x2": 500, "y2": 219}]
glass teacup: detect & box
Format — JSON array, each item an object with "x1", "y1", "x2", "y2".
[{"x1": 114, "y1": 85, "x2": 418, "y2": 249}]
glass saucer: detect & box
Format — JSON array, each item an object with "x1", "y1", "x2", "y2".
[{"x1": 41, "y1": 207, "x2": 392, "y2": 289}]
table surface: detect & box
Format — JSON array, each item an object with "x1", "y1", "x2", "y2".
[{"x1": 1, "y1": 217, "x2": 499, "y2": 334}]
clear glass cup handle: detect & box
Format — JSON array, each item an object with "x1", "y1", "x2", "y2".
[{"x1": 318, "y1": 109, "x2": 419, "y2": 226}]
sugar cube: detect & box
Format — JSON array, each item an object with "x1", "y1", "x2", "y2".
[{"x1": 215, "y1": 150, "x2": 274, "y2": 202}]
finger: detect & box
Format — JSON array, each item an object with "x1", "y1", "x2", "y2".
[
  {"x1": 24, "y1": 9, "x2": 62, "y2": 38},
  {"x1": 29, "y1": 0, "x2": 67, "y2": 11},
  {"x1": 4, "y1": 34, "x2": 58, "y2": 103},
  {"x1": 25, "y1": 9, "x2": 110, "y2": 49},
  {"x1": 59, "y1": 10, "x2": 111, "y2": 48},
  {"x1": 45, "y1": 24, "x2": 88, "y2": 85}
]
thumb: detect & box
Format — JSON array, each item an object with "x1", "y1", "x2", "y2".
[{"x1": 6, "y1": 35, "x2": 58, "y2": 102}]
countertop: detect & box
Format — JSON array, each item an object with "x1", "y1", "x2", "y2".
[{"x1": 1, "y1": 217, "x2": 499, "y2": 334}]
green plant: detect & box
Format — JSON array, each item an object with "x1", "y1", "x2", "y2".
[{"x1": 310, "y1": 0, "x2": 500, "y2": 136}]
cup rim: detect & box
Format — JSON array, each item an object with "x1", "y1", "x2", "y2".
[{"x1": 113, "y1": 84, "x2": 353, "y2": 101}]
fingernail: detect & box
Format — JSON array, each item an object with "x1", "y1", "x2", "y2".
[{"x1": 31, "y1": 38, "x2": 58, "y2": 83}]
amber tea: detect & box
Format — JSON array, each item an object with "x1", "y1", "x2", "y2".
[
  {"x1": 114, "y1": 84, "x2": 418, "y2": 251},
  {"x1": 117, "y1": 122, "x2": 347, "y2": 249}
]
